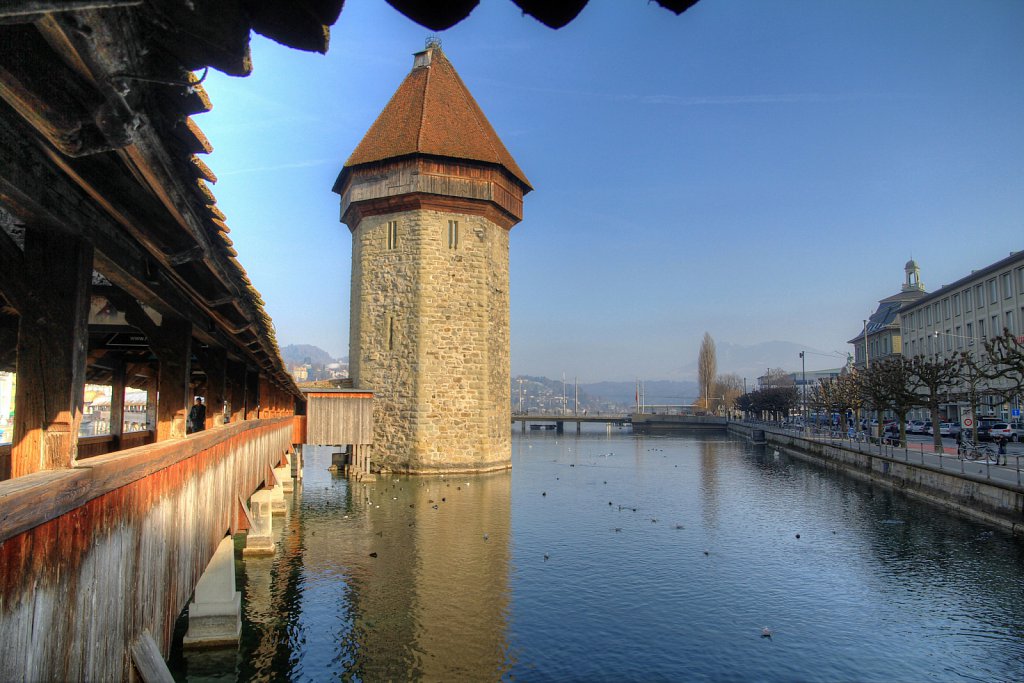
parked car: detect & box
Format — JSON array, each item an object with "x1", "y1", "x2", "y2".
[
  {"x1": 884, "y1": 422, "x2": 900, "y2": 436},
  {"x1": 907, "y1": 420, "x2": 927, "y2": 434},
  {"x1": 988, "y1": 422, "x2": 1023, "y2": 442},
  {"x1": 1011, "y1": 422, "x2": 1024, "y2": 441},
  {"x1": 976, "y1": 419, "x2": 1001, "y2": 441},
  {"x1": 939, "y1": 422, "x2": 962, "y2": 437}
]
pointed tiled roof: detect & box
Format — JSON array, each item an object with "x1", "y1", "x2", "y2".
[{"x1": 342, "y1": 47, "x2": 531, "y2": 190}]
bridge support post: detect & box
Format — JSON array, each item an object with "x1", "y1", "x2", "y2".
[
  {"x1": 576, "y1": 421, "x2": 581, "y2": 435},
  {"x1": 521, "y1": 419, "x2": 526, "y2": 433},
  {"x1": 269, "y1": 468, "x2": 287, "y2": 514},
  {"x1": 273, "y1": 456, "x2": 293, "y2": 494},
  {"x1": 243, "y1": 490, "x2": 275, "y2": 555},
  {"x1": 291, "y1": 445, "x2": 303, "y2": 483},
  {"x1": 183, "y1": 535, "x2": 242, "y2": 648},
  {"x1": 556, "y1": 421, "x2": 564, "y2": 434}
]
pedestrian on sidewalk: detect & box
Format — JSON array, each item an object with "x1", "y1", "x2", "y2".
[{"x1": 997, "y1": 436, "x2": 1007, "y2": 465}]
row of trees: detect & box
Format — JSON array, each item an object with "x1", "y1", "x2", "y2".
[{"x1": 807, "y1": 330, "x2": 1023, "y2": 452}]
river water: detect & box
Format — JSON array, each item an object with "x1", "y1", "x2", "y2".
[{"x1": 170, "y1": 428, "x2": 1024, "y2": 682}]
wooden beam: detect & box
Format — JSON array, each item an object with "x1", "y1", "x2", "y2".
[
  {"x1": 0, "y1": 1, "x2": 141, "y2": 19},
  {"x1": 0, "y1": 225, "x2": 29, "y2": 311},
  {"x1": 11, "y1": 229, "x2": 93, "y2": 476},
  {"x1": 155, "y1": 316, "x2": 190, "y2": 442},
  {"x1": 109, "y1": 356, "x2": 125, "y2": 450},
  {"x1": 0, "y1": 311, "x2": 17, "y2": 370}
]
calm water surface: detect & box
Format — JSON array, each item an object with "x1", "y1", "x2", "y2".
[{"x1": 171, "y1": 429, "x2": 1024, "y2": 682}]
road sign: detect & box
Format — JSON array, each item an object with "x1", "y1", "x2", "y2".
[
  {"x1": 963, "y1": 417, "x2": 974, "y2": 428},
  {"x1": 1013, "y1": 409, "x2": 1021, "y2": 418}
]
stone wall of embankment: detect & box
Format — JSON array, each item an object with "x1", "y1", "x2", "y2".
[{"x1": 727, "y1": 422, "x2": 1024, "y2": 536}]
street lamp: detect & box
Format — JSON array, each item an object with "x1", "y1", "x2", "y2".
[{"x1": 800, "y1": 350, "x2": 806, "y2": 426}]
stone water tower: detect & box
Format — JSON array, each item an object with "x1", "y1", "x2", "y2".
[{"x1": 333, "y1": 41, "x2": 531, "y2": 473}]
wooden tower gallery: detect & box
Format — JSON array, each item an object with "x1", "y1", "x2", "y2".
[{"x1": 333, "y1": 41, "x2": 531, "y2": 472}]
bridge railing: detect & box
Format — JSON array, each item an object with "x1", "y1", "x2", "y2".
[{"x1": 0, "y1": 415, "x2": 299, "y2": 682}]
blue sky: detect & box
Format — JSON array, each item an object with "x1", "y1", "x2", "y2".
[{"x1": 197, "y1": 0, "x2": 1024, "y2": 382}]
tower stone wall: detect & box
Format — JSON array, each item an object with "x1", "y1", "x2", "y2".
[
  {"x1": 336, "y1": 45, "x2": 529, "y2": 473},
  {"x1": 349, "y1": 207, "x2": 511, "y2": 472}
]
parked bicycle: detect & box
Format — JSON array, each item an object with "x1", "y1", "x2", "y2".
[{"x1": 957, "y1": 438, "x2": 995, "y2": 461}]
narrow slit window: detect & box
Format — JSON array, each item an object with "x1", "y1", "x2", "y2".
[
  {"x1": 387, "y1": 316, "x2": 395, "y2": 351},
  {"x1": 448, "y1": 220, "x2": 459, "y2": 250},
  {"x1": 387, "y1": 221, "x2": 398, "y2": 250}
]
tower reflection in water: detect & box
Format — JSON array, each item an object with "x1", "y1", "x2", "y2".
[{"x1": 232, "y1": 447, "x2": 513, "y2": 681}]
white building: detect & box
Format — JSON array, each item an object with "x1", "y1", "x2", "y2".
[{"x1": 900, "y1": 251, "x2": 1024, "y2": 421}]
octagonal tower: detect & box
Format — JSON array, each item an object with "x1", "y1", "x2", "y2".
[{"x1": 333, "y1": 42, "x2": 531, "y2": 473}]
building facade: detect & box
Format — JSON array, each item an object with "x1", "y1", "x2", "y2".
[
  {"x1": 334, "y1": 42, "x2": 531, "y2": 472},
  {"x1": 900, "y1": 251, "x2": 1024, "y2": 421},
  {"x1": 849, "y1": 260, "x2": 928, "y2": 368}
]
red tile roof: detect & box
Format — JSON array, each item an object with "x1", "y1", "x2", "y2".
[{"x1": 343, "y1": 47, "x2": 531, "y2": 190}]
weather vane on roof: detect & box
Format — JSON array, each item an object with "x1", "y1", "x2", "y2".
[{"x1": 425, "y1": 35, "x2": 442, "y2": 50}]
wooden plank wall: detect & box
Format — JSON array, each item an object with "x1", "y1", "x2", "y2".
[
  {"x1": 0, "y1": 444, "x2": 8, "y2": 481},
  {"x1": 305, "y1": 392, "x2": 373, "y2": 446},
  {"x1": 0, "y1": 416, "x2": 299, "y2": 681}
]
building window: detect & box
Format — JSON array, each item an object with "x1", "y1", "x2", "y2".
[
  {"x1": 945, "y1": 330, "x2": 952, "y2": 351},
  {"x1": 448, "y1": 220, "x2": 459, "y2": 249},
  {"x1": 1018, "y1": 267, "x2": 1024, "y2": 294},
  {"x1": 955, "y1": 326, "x2": 962, "y2": 349},
  {"x1": 964, "y1": 288, "x2": 972, "y2": 312},
  {"x1": 386, "y1": 220, "x2": 398, "y2": 250},
  {"x1": 978, "y1": 318, "x2": 986, "y2": 340},
  {"x1": 1002, "y1": 272, "x2": 1012, "y2": 298},
  {"x1": 387, "y1": 315, "x2": 395, "y2": 351},
  {"x1": 925, "y1": 307, "x2": 932, "y2": 325},
  {"x1": 966, "y1": 322, "x2": 973, "y2": 345},
  {"x1": 1007, "y1": 310, "x2": 1015, "y2": 334},
  {"x1": 992, "y1": 315, "x2": 1000, "y2": 336},
  {"x1": 943, "y1": 298, "x2": 950, "y2": 320},
  {"x1": 953, "y1": 293, "x2": 960, "y2": 316},
  {"x1": 988, "y1": 278, "x2": 998, "y2": 304},
  {"x1": 975, "y1": 284, "x2": 984, "y2": 307}
]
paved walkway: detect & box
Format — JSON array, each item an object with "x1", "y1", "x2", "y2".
[{"x1": 761, "y1": 425, "x2": 1024, "y2": 488}]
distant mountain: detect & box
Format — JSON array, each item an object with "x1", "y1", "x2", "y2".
[
  {"x1": 281, "y1": 344, "x2": 336, "y2": 366},
  {"x1": 512, "y1": 376, "x2": 699, "y2": 413}
]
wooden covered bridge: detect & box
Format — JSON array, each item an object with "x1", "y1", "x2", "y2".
[
  {"x1": 0, "y1": 0, "x2": 698, "y2": 680},
  {"x1": 0, "y1": 2, "x2": 345, "y2": 680}
]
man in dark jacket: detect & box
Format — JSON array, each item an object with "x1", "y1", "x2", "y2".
[{"x1": 187, "y1": 396, "x2": 206, "y2": 434}]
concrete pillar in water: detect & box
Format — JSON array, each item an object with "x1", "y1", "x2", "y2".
[
  {"x1": 556, "y1": 421, "x2": 564, "y2": 434},
  {"x1": 183, "y1": 535, "x2": 242, "y2": 647},
  {"x1": 274, "y1": 457, "x2": 293, "y2": 494},
  {"x1": 243, "y1": 490, "x2": 275, "y2": 555},
  {"x1": 291, "y1": 445, "x2": 303, "y2": 482},
  {"x1": 269, "y1": 467, "x2": 287, "y2": 514},
  {"x1": 576, "y1": 421, "x2": 581, "y2": 435}
]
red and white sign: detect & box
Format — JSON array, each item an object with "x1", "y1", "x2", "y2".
[{"x1": 963, "y1": 417, "x2": 974, "y2": 428}]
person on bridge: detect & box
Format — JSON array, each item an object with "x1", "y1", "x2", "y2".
[
  {"x1": 187, "y1": 396, "x2": 206, "y2": 434},
  {"x1": 997, "y1": 436, "x2": 1008, "y2": 465}
]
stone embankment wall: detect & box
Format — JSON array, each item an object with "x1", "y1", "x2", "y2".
[
  {"x1": 728, "y1": 422, "x2": 1024, "y2": 536},
  {"x1": 351, "y1": 209, "x2": 510, "y2": 473}
]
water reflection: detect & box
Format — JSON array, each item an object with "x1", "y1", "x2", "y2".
[{"x1": 226, "y1": 451, "x2": 512, "y2": 681}]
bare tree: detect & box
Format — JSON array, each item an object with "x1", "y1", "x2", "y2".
[
  {"x1": 910, "y1": 354, "x2": 963, "y2": 453},
  {"x1": 983, "y1": 328, "x2": 1024, "y2": 399},
  {"x1": 856, "y1": 356, "x2": 919, "y2": 445},
  {"x1": 698, "y1": 332, "x2": 717, "y2": 413},
  {"x1": 954, "y1": 350, "x2": 993, "y2": 443},
  {"x1": 713, "y1": 372, "x2": 744, "y2": 416}
]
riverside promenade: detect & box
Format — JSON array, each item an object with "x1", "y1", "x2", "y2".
[{"x1": 729, "y1": 421, "x2": 1024, "y2": 536}]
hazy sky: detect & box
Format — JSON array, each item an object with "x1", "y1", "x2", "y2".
[{"x1": 197, "y1": 0, "x2": 1024, "y2": 382}]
